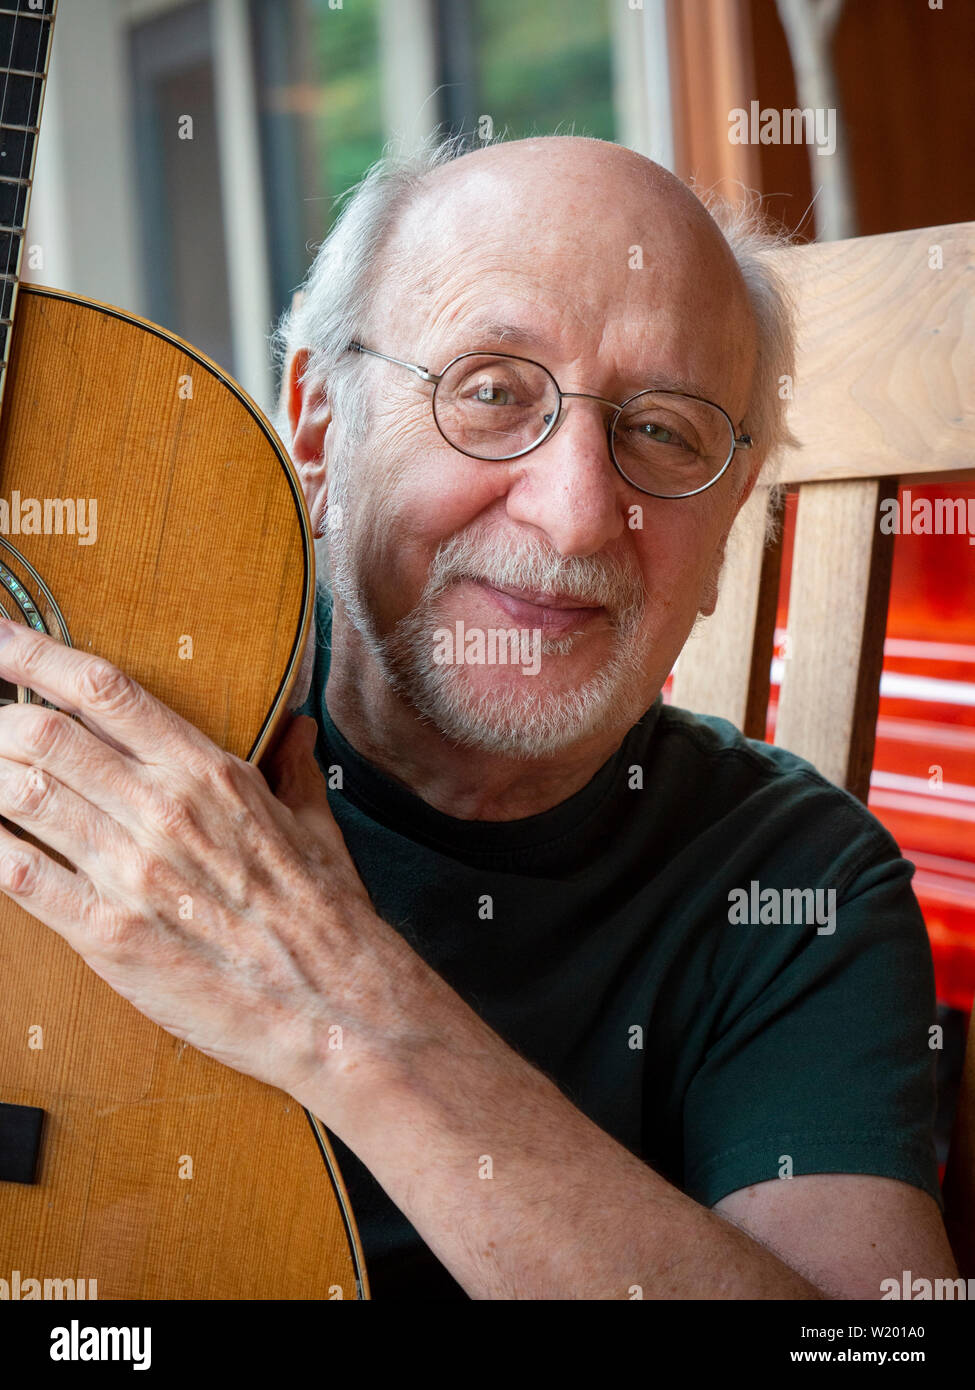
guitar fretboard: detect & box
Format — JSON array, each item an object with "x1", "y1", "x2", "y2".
[{"x1": 0, "y1": 0, "x2": 56, "y2": 411}]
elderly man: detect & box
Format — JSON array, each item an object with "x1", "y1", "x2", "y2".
[{"x1": 0, "y1": 135, "x2": 958, "y2": 1300}]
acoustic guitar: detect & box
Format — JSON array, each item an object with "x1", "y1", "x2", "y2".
[{"x1": 0, "y1": 0, "x2": 367, "y2": 1299}]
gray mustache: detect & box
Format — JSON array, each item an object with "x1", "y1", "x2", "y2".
[{"x1": 427, "y1": 533, "x2": 646, "y2": 613}]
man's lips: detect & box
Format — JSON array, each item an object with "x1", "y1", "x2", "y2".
[
  {"x1": 475, "y1": 581, "x2": 606, "y2": 634},
  {"x1": 490, "y1": 583, "x2": 601, "y2": 610}
]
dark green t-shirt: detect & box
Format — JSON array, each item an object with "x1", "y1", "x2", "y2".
[{"x1": 298, "y1": 591, "x2": 941, "y2": 1300}]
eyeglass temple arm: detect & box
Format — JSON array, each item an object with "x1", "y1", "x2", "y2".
[
  {"x1": 349, "y1": 341, "x2": 752, "y2": 446},
  {"x1": 347, "y1": 341, "x2": 441, "y2": 384}
]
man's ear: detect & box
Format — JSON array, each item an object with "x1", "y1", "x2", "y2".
[{"x1": 286, "y1": 349, "x2": 331, "y2": 536}]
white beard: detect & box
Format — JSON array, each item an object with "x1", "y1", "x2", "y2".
[{"x1": 326, "y1": 511, "x2": 652, "y2": 760}]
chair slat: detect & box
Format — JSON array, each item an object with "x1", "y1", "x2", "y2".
[
  {"x1": 671, "y1": 486, "x2": 782, "y2": 737},
  {"x1": 772, "y1": 222, "x2": 975, "y2": 487},
  {"x1": 774, "y1": 478, "x2": 897, "y2": 800}
]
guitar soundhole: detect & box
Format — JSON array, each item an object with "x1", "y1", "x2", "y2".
[{"x1": 0, "y1": 542, "x2": 71, "y2": 712}]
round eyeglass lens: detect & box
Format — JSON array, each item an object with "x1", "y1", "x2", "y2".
[
  {"x1": 433, "y1": 355, "x2": 559, "y2": 459},
  {"x1": 611, "y1": 392, "x2": 734, "y2": 497}
]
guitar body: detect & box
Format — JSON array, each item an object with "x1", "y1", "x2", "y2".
[{"x1": 0, "y1": 286, "x2": 367, "y2": 1299}]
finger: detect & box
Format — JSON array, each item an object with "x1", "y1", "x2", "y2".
[
  {"x1": 0, "y1": 755, "x2": 135, "y2": 881},
  {"x1": 0, "y1": 818, "x2": 102, "y2": 953},
  {"x1": 0, "y1": 620, "x2": 214, "y2": 765},
  {"x1": 0, "y1": 701, "x2": 150, "y2": 822},
  {"x1": 0, "y1": 701, "x2": 271, "y2": 886}
]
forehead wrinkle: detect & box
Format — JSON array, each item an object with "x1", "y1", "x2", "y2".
[
  {"x1": 386, "y1": 235, "x2": 751, "y2": 415},
  {"x1": 415, "y1": 305, "x2": 728, "y2": 405}
]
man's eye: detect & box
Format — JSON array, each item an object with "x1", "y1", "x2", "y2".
[
  {"x1": 474, "y1": 383, "x2": 512, "y2": 405},
  {"x1": 625, "y1": 419, "x2": 696, "y2": 452},
  {"x1": 642, "y1": 422, "x2": 685, "y2": 446}
]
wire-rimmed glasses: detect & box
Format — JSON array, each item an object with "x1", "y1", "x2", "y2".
[{"x1": 347, "y1": 341, "x2": 752, "y2": 499}]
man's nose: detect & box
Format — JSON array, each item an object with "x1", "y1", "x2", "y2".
[{"x1": 503, "y1": 396, "x2": 627, "y2": 555}]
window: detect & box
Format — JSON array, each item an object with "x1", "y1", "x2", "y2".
[{"x1": 130, "y1": 1, "x2": 234, "y2": 373}]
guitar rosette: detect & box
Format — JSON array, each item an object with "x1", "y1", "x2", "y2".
[{"x1": 0, "y1": 537, "x2": 70, "y2": 706}]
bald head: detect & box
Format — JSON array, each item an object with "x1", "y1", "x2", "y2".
[
  {"x1": 368, "y1": 136, "x2": 757, "y2": 429},
  {"x1": 399, "y1": 135, "x2": 746, "y2": 286}
]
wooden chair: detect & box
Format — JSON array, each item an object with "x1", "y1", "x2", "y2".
[{"x1": 671, "y1": 220, "x2": 975, "y2": 1274}]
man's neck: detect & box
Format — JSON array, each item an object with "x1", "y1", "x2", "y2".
[{"x1": 323, "y1": 608, "x2": 629, "y2": 823}]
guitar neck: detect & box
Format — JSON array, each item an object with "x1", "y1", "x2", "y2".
[{"x1": 0, "y1": 0, "x2": 56, "y2": 414}]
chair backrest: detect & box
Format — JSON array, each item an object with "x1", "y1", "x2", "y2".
[{"x1": 671, "y1": 220, "x2": 975, "y2": 1273}]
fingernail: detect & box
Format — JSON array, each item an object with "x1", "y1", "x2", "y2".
[{"x1": 0, "y1": 619, "x2": 16, "y2": 646}]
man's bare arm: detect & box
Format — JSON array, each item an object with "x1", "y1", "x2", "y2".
[
  {"x1": 308, "y1": 932, "x2": 948, "y2": 1301},
  {"x1": 715, "y1": 1175, "x2": 958, "y2": 1300}
]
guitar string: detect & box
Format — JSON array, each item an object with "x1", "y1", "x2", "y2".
[
  {"x1": 0, "y1": 5, "x2": 17, "y2": 286},
  {"x1": 0, "y1": 3, "x2": 49, "y2": 672},
  {"x1": 1, "y1": 5, "x2": 50, "y2": 292}
]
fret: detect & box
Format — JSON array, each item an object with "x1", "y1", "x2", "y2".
[
  {"x1": 0, "y1": 275, "x2": 15, "y2": 319},
  {"x1": 0, "y1": 180, "x2": 30, "y2": 227},
  {"x1": 0, "y1": 183, "x2": 28, "y2": 225},
  {"x1": 0, "y1": 72, "x2": 44, "y2": 127},
  {"x1": 0, "y1": 4, "x2": 55, "y2": 18},
  {"x1": 0, "y1": 229, "x2": 23, "y2": 268},
  {"x1": 0, "y1": 0, "x2": 53, "y2": 428},
  {"x1": 0, "y1": 15, "x2": 51, "y2": 75},
  {"x1": 0, "y1": 128, "x2": 34, "y2": 176}
]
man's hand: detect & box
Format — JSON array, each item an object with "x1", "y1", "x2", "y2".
[
  {"x1": 0, "y1": 618, "x2": 383, "y2": 1105},
  {"x1": 0, "y1": 620, "x2": 956, "y2": 1299}
]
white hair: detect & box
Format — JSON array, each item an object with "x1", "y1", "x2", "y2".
[{"x1": 693, "y1": 181, "x2": 801, "y2": 525}]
